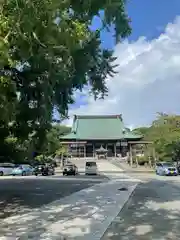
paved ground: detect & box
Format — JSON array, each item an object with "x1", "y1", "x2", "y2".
[
  {"x1": 0, "y1": 180, "x2": 138, "y2": 240},
  {"x1": 101, "y1": 176, "x2": 180, "y2": 240},
  {"x1": 0, "y1": 161, "x2": 138, "y2": 239},
  {"x1": 0, "y1": 174, "x2": 107, "y2": 220},
  {"x1": 2, "y1": 159, "x2": 180, "y2": 239}
]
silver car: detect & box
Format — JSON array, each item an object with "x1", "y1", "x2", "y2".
[{"x1": 155, "y1": 162, "x2": 178, "y2": 176}]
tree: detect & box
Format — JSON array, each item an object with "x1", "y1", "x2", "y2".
[
  {"x1": 133, "y1": 127, "x2": 149, "y2": 136},
  {"x1": 171, "y1": 140, "x2": 180, "y2": 163},
  {"x1": 0, "y1": 0, "x2": 131, "y2": 146},
  {"x1": 134, "y1": 114, "x2": 180, "y2": 161},
  {"x1": 32, "y1": 124, "x2": 71, "y2": 159},
  {"x1": 45, "y1": 125, "x2": 71, "y2": 156}
]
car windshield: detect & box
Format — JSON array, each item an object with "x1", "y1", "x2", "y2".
[
  {"x1": 16, "y1": 165, "x2": 23, "y2": 169},
  {"x1": 86, "y1": 162, "x2": 96, "y2": 167},
  {"x1": 65, "y1": 164, "x2": 73, "y2": 167},
  {"x1": 163, "y1": 163, "x2": 173, "y2": 167}
]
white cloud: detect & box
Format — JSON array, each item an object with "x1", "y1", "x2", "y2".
[{"x1": 64, "y1": 16, "x2": 180, "y2": 128}]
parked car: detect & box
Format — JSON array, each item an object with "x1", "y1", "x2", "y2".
[
  {"x1": 34, "y1": 164, "x2": 45, "y2": 176},
  {"x1": 41, "y1": 164, "x2": 55, "y2": 176},
  {"x1": 85, "y1": 161, "x2": 98, "y2": 175},
  {"x1": 63, "y1": 164, "x2": 78, "y2": 176},
  {"x1": 155, "y1": 162, "x2": 178, "y2": 176},
  {"x1": 0, "y1": 163, "x2": 15, "y2": 176},
  {"x1": 12, "y1": 164, "x2": 34, "y2": 176}
]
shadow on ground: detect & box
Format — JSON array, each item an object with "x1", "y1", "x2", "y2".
[
  {"x1": 0, "y1": 178, "x2": 96, "y2": 220},
  {"x1": 101, "y1": 179, "x2": 180, "y2": 240},
  {"x1": 0, "y1": 179, "x2": 138, "y2": 239}
]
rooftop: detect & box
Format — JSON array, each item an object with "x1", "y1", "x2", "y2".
[{"x1": 61, "y1": 114, "x2": 142, "y2": 140}]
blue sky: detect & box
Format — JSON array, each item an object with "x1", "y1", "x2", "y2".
[
  {"x1": 127, "y1": 0, "x2": 180, "y2": 41},
  {"x1": 71, "y1": 0, "x2": 180, "y2": 106},
  {"x1": 65, "y1": 0, "x2": 180, "y2": 127},
  {"x1": 100, "y1": 0, "x2": 180, "y2": 49}
]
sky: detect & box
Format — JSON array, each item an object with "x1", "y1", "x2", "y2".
[{"x1": 63, "y1": 0, "x2": 180, "y2": 129}]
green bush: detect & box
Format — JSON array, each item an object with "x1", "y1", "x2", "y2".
[{"x1": 137, "y1": 156, "x2": 149, "y2": 166}]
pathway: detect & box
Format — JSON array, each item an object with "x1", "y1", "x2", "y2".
[{"x1": 101, "y1": 179, "x2": 180, "y2": 240}]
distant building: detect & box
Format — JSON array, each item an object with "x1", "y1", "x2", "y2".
[{"x1": 60, "y1": 114, "x2": 143, "y2": 158}]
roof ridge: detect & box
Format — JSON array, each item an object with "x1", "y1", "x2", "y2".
[{"x1": 75, "y1": 114, "x2": 122, "y2": 119}]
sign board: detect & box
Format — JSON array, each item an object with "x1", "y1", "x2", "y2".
[{"x1": 121, "y1": 141, "x2": 128, "y2": 147}]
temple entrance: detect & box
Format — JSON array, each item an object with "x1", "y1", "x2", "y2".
[
  {"x1": 107, "y1": 143, "x2": 114, "y2": 157},
  {"x1": 86, "y1": 143, "x2": 93, "y2": 157},
  {"x1": 68, "y1": 142, "x2": 86, "y2": 157}
]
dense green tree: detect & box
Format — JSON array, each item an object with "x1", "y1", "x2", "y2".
[
  {"x1": 44, "y1": 124, "x2": 71, "y2": 156},
  {"x1": 134, "y1": 114, "x2": 180, "y2": 161},
  {"x1": 133, "y1": 126, "x2": 149, "y2": 136},
  {"x1": 0, "y1": 0, "x2": 131, "y2": 161},
  {"x1": 0, "y1": 0, "x2": 131, "y2": 139}
]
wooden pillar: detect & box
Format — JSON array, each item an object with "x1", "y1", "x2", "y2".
[
  {"x1": 145, "y1": 143, "x2": 150, "y2": 167},
  {"x1": 93, "y1": 144, "x2": 95, "y2": 158},
  {"x1": 84, "y1": 144, "x2": 86, "y2": 158},
  {"x1": 114, "y1": 143, "x2": 116, "y2": 158},
  {"x1": 105, "y1": 143, "x2": 107, "y2": 159},
  {"x1": 61, "y1": 153, "x2": 63, "y2": 168},
  {"x1": 135, "y1": 147, "x2": 138, "y2": 167},
  {"x1": 130, "y1": 144, "x2": 133, "y2": 166}
]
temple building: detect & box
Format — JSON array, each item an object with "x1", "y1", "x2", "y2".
[{"x1": 60, "y1": 114, "x2": 143, "y2": 158}]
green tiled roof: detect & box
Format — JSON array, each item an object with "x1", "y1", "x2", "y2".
[
  {"x1": 61, "y1": 115, "x2": 142, "y2": 140},
  {"x1": 61, "y1": 132, "x2": 77, "y2": 139}
]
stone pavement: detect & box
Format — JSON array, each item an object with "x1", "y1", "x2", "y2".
[
  {"x1": 1, "y1": 160, "x2": 140, "y2": 240},
  {"x1": 69, "y1": 158, "x2": 137, "y2": 180},
  {"x1": 96, "y1": 160, "x2": 133, "y2": 180},
  {"x1": 101, "y1": 179, "x2": 180, "y2": 240}
]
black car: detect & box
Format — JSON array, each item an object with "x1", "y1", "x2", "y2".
[
  {"x1": 34, "y1": 165, "x2": 44, "y2": 176},
  {"x1": 34, "y1": 164, "x2": 55, "y2": 176},
  {"x1": 63, "y1": 164, "x2": 78, "y2": 176}
]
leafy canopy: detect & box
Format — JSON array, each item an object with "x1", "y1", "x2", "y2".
[
  {"x1": 0, "y1": 0, "x2": 131, "y2": 126},
  {"x1": 134, "y1": 113, "x2": 180, "y2": 161},
  {"x1": 0, "y1": 0, "x2": 131, "y2": 161}
]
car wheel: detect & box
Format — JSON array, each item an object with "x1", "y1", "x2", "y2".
[
  {"x1": 156, "y1": 170, "x2": 158, "y2": 175},
  {"x1": 22, "y1": 171, "x2": 26, "y2": 176},
  {"x1": 0, "y1": 171, "x2": 4, "y2": 176}
]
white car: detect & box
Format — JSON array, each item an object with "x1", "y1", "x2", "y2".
[
  {"x1": 155, "y1": 162, "x2": 178, "y2": 176},
  {"x1": 85, "y1": 161, "x2": 98, "y2": 175},
  {"x1": 0, "y1": 163, "x2": 15, "y2": 176}
]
